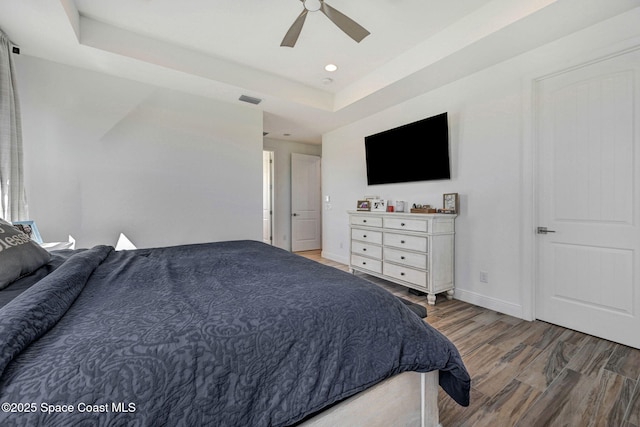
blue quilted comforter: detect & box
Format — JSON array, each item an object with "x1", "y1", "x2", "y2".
[{"x1": 0, "y1": 240, "x2": 470, "y2": 426}]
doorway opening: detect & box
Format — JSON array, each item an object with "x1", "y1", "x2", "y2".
[{"x1": 263, "y1": 151, "x2": 274, "y2": 245}]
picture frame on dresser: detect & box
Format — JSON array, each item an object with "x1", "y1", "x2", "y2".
[
  {"x1": 356, "y1": 200, "x2": 371, "y2": 211},
  {"x1": 371, "y1": 199, "x2": 387, "y2": 212},
  {"x1": 443, "y1": 193, "x2": 459, "y2": 214}
]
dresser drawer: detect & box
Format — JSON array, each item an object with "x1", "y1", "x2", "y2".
[
  {"x1": 384, "y1": 233, "x2": 427, "y2": 252},
  {"x1": 384, "y1": 217, "x2": 428, "y2": 232},
  {"x1": 351, "y1": 241, "x2": 382, "y2": 259},
  {"x1": 351, "y1": 254, "x2": 382, "y2": 274},
  {"x1": 384, "y1": 247, "x2": 427, "y2": 270},
  {"x1": 383, "y1": 263, "x2": 427, "y2": 288},
  {"x1": 351, "y1": 228, "x2": 383, "y2": 245},
  {"x1": 350, "y1": 215, "x2": 383, "y2": 228}
]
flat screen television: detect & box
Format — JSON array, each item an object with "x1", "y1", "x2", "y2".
[{"x1": 364, "y1": 112, "x2": 450, "y2": 185}]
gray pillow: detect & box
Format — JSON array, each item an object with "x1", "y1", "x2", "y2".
[{"x1": 0, "y1": 219, "x2": 51, "y2": 290}]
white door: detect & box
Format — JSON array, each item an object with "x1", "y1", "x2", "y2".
[
  {"x1": 262, "y1": 151, "x2": 273, "y2": 245},
  {"x1": 536, "y1": 49, "x2": 640, "y2": 348},
  {"x1": 291, "y1": 153, "x2": 321, "y2": 252}
]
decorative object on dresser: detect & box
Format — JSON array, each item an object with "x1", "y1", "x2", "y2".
[
  {"x1": 356, "y1": 199, "x2": 371, "y2": 211},
  {"x1": 349, "y1": 211, "x2": 456, "y2": 305},
  {"x1": 370, "y1": 199, "x2": 387, "y2": 212},
  {"x1": 442, "y1": 193, "x2": 459, "y2": 214},
  {"x1": 410, "y1": 204, "x2": 437, "y2": 214}
]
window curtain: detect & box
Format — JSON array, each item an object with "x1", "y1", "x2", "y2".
[{"x1": 0, "y1": 29, "x2": 27, "y2": 221}]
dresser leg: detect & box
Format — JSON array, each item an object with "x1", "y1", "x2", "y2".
[
  {"x1": 446, "y1": 289, "x2": 454, "y2": 300},
  {"x1": 427, "y1": 293, "x2": 436, "y2": 305}
]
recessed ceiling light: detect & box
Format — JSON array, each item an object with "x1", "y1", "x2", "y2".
[{"x1": 324, "y1": 63, "x2": 338, "y2": 72}]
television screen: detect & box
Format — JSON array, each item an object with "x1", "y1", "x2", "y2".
[{"x1": 365, "y1": 112, "x2": 450, "y2": 185}]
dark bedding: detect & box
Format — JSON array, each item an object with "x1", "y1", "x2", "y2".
[
  {"x1": 0, "y1": 250, "x2": 75, "y2": 309},
  {"x1": 0, "y1": 240, "x2": 470, "y2": 426}
]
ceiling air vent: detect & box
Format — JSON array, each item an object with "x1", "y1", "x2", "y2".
[{"x1": 239, "y1": 95, "x2": 262, "y2": 105}]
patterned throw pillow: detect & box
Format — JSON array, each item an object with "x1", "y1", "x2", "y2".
[{"x1": 0, "y1": 219, "x2": 51, "y2": 290}]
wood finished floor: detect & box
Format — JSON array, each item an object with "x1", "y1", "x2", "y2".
[{"x1": 296, "y1": 250, "x2": 640, "y2": 427}]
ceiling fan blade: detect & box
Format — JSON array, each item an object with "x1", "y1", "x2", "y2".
[
  {"x1": 281, "y1": 9, "x2": 309, "y2": 47},
  {"x1": 320, "y1": 2, "x2": 370, "y2": 43}
]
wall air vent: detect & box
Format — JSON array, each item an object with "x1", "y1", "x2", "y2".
[{"x1": 239, "y1": 95, "x2": 262, "y2": 105}]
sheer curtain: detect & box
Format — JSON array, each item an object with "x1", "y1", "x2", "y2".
[{"x1": 0, "y1": 29, "x2": 27, "y2": 221}]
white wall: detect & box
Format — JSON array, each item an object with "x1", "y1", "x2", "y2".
[
  {"x1": 263, "y1": 137, "x2": 321, "y2": 251},
  {"x1": 16, "y1": 56, "x2": 263, "y2": 249},
  {"x1": 322, "y1": 9, "x2": 640, "y2": 318}
]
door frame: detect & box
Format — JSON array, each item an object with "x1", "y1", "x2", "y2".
[
  {"x1": 520, "y1": 41, "x2": 640, "y2": 322},
  {"x1": 263, "y1": 150, "x2": 274, "y2": 245}
]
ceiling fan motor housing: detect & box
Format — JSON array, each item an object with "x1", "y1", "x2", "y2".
[{"x1": 303, "y1": 0, "x2": 322, "y2": 12}]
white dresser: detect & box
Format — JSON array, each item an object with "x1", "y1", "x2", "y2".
[{"x1": 348, "y1": 211, "x2": 456, "y2": 305}]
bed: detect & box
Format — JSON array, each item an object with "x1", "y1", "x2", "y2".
[{"x1": 0, "y1": 220, "x2": 470, "y2": 426}]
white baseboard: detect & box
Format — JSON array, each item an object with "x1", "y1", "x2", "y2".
[{"x1": 454, "y1": 288, "x2": 525, "y2": 319}]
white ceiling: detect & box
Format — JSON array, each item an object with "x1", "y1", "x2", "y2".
[{"x1": 1, "y1": 0, "x2": 639, "y2": 143}]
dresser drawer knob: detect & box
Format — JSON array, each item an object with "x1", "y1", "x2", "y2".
[
  {"x1": 362, "y1": 262, "x2": 367, "y2": 265},
  {"x1": 401, "y1": 240, "x2": 405, "y2": 244},
  {"x1": 401, "y1": 223, "x2": 406, "y2": 226},
  {"x1": 363, "y1": 248, "x2": 367, "y2": 251},
  {"x1": 400, "y1": 272, "x2": 405, "y2": 276},
  {"x1": 401, "y1": 256, "x2": 405, "y2": 260},
  {"x1": 363, "y1": 235, "x2": 367, "y2": 238}
]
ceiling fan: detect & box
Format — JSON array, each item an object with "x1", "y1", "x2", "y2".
[{"x1": 281, "y1": 0, "x2": 370, "y2": 47}]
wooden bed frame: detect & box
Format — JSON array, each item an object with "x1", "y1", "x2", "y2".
[{"x1": 300, "y1": 371, "x2": 440, "y2": 427}]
